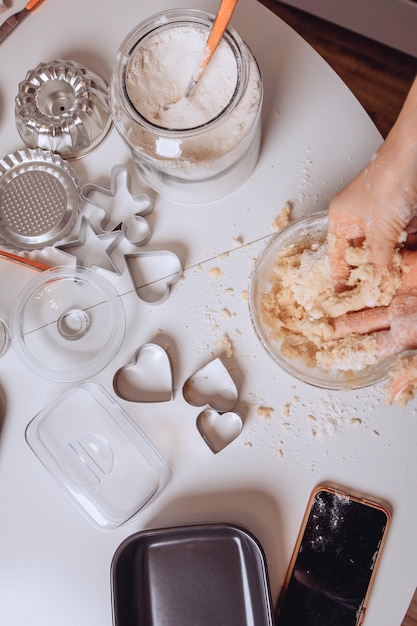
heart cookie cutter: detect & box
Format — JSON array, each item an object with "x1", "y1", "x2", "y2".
[
  {"x1": 113, "y1": 343, "x2": 173, "y2": 403},
  {"x1": 196, "y1": 408, "x2": 243, "y2": 454},
  {"x1": 183, "y1": 357, "x2": 238, "y2": 412},
  {"x1": 125, "y1": 250, "x2": 183, "y2": 305},
  {"x1": 183, "y1": 357, "x2": 243, "y2": 453}
]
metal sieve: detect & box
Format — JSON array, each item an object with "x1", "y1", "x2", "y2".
[{"x1": 0, "y1": 148, "x2": 80, "y2": 249}]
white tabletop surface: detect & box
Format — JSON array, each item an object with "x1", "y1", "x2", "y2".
[{"x1": 1, "y1": 0, "x2": 416, "y2": 625}]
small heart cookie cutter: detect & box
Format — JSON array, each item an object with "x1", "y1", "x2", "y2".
[
  {"x1": 183, "y1": 357, "x2": 243, "y2": 453},
  {"x1": 183, "y1": 357, "x2": 238, "y2": 412},
  {"x1": 196, "y1": 408, "x2": 243, "y2": 454}
]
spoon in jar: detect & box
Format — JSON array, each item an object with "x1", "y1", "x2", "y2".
[
  {"x1": 162, "y1": 0, "x2": 239, "y2": 111},
  {"x1": 186, "y1": 0, "x2": 239, "y2": 97}
]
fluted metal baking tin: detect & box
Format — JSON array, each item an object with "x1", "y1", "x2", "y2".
[
  {"x1": 15, "y1": 59, "x2": 112, "y2": 159},
  {"x1": 0, "y1": 148, "x2": 80, "y2": 249}
]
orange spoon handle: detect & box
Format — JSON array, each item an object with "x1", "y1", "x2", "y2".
[
  {"x1": 192, "y1": 0, "x2": 239, "y2": 86},
  {"x1": 25, "y1": 0, "x2": 46, "y2": 11}
]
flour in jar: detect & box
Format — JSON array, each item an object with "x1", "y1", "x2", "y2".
[
  {"x1": 123, "y1": 23, "x2": 262, "y2": 166},
  {"x1": 126, "y1": 25, "x2": 238, "y2": 129},
  {"x1": 111, "y1": 13, "x2": 262, "y2": 201}
]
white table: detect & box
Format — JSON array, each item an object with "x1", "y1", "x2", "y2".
[{"x1": 0, "y1": 0, "x2": 415, "y2": 624}]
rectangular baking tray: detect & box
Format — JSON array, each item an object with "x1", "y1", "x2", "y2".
[{"x1": 111, "y1": 523, "x2": 274, "y2": 626}]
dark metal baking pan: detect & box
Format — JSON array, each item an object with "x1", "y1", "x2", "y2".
[{"x1": 111, "y1": 523, "x2": 274, "y2": 626}]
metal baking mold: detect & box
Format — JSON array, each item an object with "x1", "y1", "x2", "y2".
[
  {"x1": 56, "y1": 215, "x2": 124, "y2": 273},
  {"x1": 15, "y1": 59, "x2": 111, "y2": 159},
  {"x1": 196, "y1": 408, "x2": 243, "y2": 453},
  {"x1": 0, "y1": 148, "x2": 80, "y2": 250},
  {"x1": 111, "y1": 524, "x2": 275, "y2": 625},
  {"x1": 113, "y1": 343, "x2": 173, "y2": 403},
  {"x1": 81, "y1": 164, "x2": 153, "y2": 236},
  {"x1": 183, "y1": 357, "x2": 238, "y2": 412},
  {"x1": 125, "y1": 250, "x2": 183, "y2": 304}
]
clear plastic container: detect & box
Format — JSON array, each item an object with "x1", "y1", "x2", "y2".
[
  {"x1": 110, "y1": 9, "x2": 263, "y2": 203},
  {"x1": 26, "y1": 381, "x2": 171, "y2": 529},
  {"x1": 10, "y1": 266, "x2": 125, "y2": 382},
  {"x1": 0, "y1": 317, "x2": 10, "y2": 357}
]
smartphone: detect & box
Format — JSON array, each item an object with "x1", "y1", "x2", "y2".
[{"x1": 275, "y1": 485, "x2": 391, "y2": 626}]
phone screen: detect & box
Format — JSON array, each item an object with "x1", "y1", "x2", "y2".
[{"x1": 276, "y1": 487, "x2": 390, "y2": 626}]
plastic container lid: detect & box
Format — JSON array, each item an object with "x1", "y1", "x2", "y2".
[
  {"x1": 25, "y1": 381, "x2": 171, "y2": 529},
  {"x1": 10, "y1": 266, "x2": 125, "y2": 382},
  {"x1": 111, "y1": 524, "x2": 274, "y2": 625},
  {"x1": 0, "y1": 317, "x2": 10, "y2": 357}
]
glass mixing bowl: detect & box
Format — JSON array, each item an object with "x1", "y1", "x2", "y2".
[
  {"x1": 11, "y1": 266, "x2": 125, "y2": 382},
  {"x1": 249, "y1": 212, "x2": 394, "y2": 390}
]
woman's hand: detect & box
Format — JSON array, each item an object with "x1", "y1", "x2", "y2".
[{"x1": 328, "y1": 76, "x2": 417, "y2": 291}]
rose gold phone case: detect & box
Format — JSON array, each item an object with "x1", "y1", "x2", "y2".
[{"x1": 276, "y1": 484, "x2": 391, "y2": 626}]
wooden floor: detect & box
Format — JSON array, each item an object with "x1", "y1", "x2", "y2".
[
  {"x1": 258, "y1": 2, "x2": 417, "y2": 624},
  {"x1": 260, "y1": 0, "x2": 417, "y2": 138},
  {"x1": 403, "y1": 589, "x2": 417, "y2": 626}
]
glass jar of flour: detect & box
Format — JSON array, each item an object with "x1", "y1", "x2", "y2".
[{"x1": 110, "y1": 9, "x2": 263, "y2": 203}]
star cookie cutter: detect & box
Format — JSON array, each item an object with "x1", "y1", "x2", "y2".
[{"x1": 56, "y1": 215, "x2": 124, "y2": 273}]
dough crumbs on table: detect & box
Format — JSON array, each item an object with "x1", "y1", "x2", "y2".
[
  {"x1": 241, "y1": 290, "x2": 248, "y2": 300},
  {"x1": 221, "y1": 308, "x2": 233, "y2": 319},
  {"x1": 220, "y1": 333, "x2": 233, "y2": 358},
  {"x1": 218, "y1": 252, "x2": 228, "y2": 261},
  {"x1": 244, "y1": 441, "x2": 253, "y2": 449},
  {"x1": 224, "y1": 287, "x2": 235, "y2": 297},
  {"x1": 233, "y1": 236, "x2": 244, "y2": 246},
  {"x1": 282, "y1": 403, "x2": 291, "y2": 417},
  {"x1": 190, "y1": 263, "x2": 203, "y2": 275},
  {"x1": 257, "y1": 406, "x2": 273, "y2": 420},
  {"x1": 272, "y1": 201, "x2": 292, "y2": 230},
  {"x1": 349, "y1": 418, "x2": 362, "y2": 426},
  {"x1": 209, "y1": 267, "x2": 223, "y2": 278}
]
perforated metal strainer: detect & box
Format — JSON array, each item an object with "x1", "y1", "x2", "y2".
[{"x1": 0, "y1": 148, "x2": 80, "y2": 250}]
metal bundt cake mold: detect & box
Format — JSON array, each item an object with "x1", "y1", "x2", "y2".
[{"x1": 15, "y1": 59, "x2": 112, "y2": 159}]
